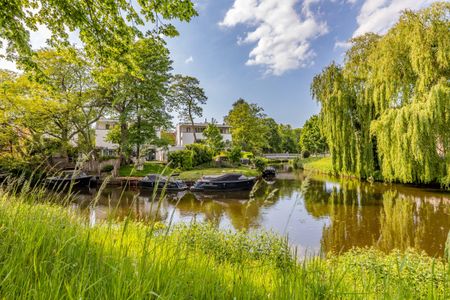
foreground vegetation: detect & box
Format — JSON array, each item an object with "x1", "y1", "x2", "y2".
[{"x1": 0, "y1": 184, "x2": 449, "y2": 299}]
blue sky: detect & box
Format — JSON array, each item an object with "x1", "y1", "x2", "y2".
[
  {"x1": 0, "y1": 0, "x2": 444, "y2": 127},
  {"x1": 166, "y1": 0, "x2": 443, "y2": 127}
]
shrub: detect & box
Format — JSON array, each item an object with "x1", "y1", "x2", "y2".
[
  {"x1": 100, "y1": 164, "x2": 114, "y2": 173},
  {"x1": 291, "y1": 157, "x2": 303, "y2": 170},
  {"x1": 252, "y1": 157, "x2": 268, "y2": 173},
  {"x1": 302, "y1": 150, "x2": 311, "y2": 159},
  {"x1": 228, "y1": 146, "x2": 242, "y2": 164},
  {"x1": 186, "y1": 144, "x2": 213, "y2": 166},
  {"x1": 169, "y1": 150, "x2": 193, "y2": 170}
]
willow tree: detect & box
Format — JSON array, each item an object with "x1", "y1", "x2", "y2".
[{"x1": 312, "y1": 2, "x2": 450, "y2": 186}]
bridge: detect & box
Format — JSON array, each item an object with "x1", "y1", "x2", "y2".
[{"x1": 262, "y1": 153, "x2": 302, "y2": 160}]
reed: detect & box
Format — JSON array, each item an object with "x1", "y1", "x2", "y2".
[{"x1": 0, "y1": 178, "x2": 448, "y2": 299}]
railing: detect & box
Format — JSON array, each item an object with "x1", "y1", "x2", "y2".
[{"x1": 262, "y1": 153, "x2": 302, "y2": 159}]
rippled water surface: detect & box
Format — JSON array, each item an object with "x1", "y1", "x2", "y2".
[{"x1": 69, "y1": 171, "x2": 450, "y2": 256}]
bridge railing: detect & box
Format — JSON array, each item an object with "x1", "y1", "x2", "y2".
[{"x1": 262, "y1": 153, "x2": 302, "y2": 159}]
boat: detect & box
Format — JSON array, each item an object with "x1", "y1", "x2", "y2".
[
  {"x1": 262, "y1": 167, "x2": 276, "y2": 179},
  {"x1": 190, "y1": 173, "x2": 256, "y2": 192},
  {"x1": 46, "y1": 170, "x2": 93, "y2": 188},
  {"x1": 138, "y1": 174, "x2": 188, "y2": 191}
]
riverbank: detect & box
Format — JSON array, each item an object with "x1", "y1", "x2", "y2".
[
  {"x1": 301, "y1": 156, "x2": 334, "y2": 174},
  {"x1": 0, "y1": 187, "x2": 449, "y2": 299}
]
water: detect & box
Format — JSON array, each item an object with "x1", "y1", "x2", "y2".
[{"x1": 68, "y1": 171, "x2": 450, "y2": 257}]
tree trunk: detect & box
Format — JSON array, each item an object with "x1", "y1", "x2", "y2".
[
  {"x1": 119, "y1": 118, "x2": 128, "y2": 166},
  {"x1": 189, "y1": 104, "x2": 196, "y2": 142}
]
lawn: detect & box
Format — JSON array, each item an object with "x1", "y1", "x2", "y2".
[
  {"x1": 178, "y1": 167, "x2": 259, "y2": 181},
  {"x1": 0, "y1": 185, "x2": 448, "y2": 299},
  {"x1": 119, "y1": 162, "x2": 174, "y2": 177},
  {"x1": 302, "y1": 156, "x2": 334, "y2": 174}
]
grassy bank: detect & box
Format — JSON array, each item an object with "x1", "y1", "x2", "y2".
[
  {"x1": 119, "y1": 162, "x2": 173, "y2": 177},
  {"x1": 0, "y1": 186, "x2": 449, "y2": 299},
  {"x1": 119, "y1": 162, "x2": 258, "y2": 181},
  {"x1": 301, "y1": 156, "x2": 334, "y2": 174}
]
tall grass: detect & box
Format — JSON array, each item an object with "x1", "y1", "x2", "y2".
[{"x1": 0, "y1": 178, "x2": 449, "y2": 298}]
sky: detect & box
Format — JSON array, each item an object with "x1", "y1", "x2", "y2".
[{"x1": 0, "y1": 0, "x2": 445, "y2": 127}]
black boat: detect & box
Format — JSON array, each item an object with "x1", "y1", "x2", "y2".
[
  {"x1": 46, "y1": 170, "x2": 93, "y2": 188},
  {"x1": 190, "y1": 173, "x2": 256, "y2": 192},
  {"x1": 262, "y1": 167, "x2": 276, "y2": 179},
  {"x1": 138, "y1": 174, "x2": 188, "y2": 191}
]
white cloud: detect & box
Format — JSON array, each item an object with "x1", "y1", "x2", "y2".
[
  {"x1": 353, "y1": 0, "x2": 443, "y2": 37},
  {"x1": 334, "y1": 40, "x2": 352, "y2": 50},
  {"x1": 184, "y1": 56, "x2": 194, "y2": 64},
  {"x1": 220, "y1": 0, "x2": 328, "y2": 76}
]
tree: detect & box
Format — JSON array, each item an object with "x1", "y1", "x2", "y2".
[
  {"x1": 0, "y1": 0, "x2": 197, "y2": 70},
  {"x1": 168, "y1": 75, "x2": 207, "y2": 142},
  {"x1": 225, "y1": 99, "x2": 267, "y2": 153},
  {"x1": 97, "y1": 38, "x2": 172, "y2": 167},
  {"x1": 0, "y1": 48, "x2": 106, "y2": 162},
  {"x1": 203, "y1": 123, "x2": 224, "y2": 154},
  {"x1": 299, "y1": 115, "x2": 327, "y2": 155},
  {"x1": 263, "y1": 118, "x2": 282, "y2": 153},
  {"x1": 311, "y1": 3, "x2": 450, "y2": 185}
]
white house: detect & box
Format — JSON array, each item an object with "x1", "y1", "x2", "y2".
[
  {"x1": 95, "y1": 118, "x2": 119, "y2": 156},
  {"x1": 175, "y1": 123, "x2": 232, "y2": 146}
]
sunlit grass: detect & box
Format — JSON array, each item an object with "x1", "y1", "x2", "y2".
[
  {"x1": 0, "y1": 178, "x2": 449, "y2": 299},
  {"x1": 302, "y1": 156, "x2": 334, "y2": 174}
]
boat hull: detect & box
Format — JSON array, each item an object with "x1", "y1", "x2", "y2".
[
  {"x1": 190, "y1": 178, "x2": 256, "y2": 192},
  {"x1": 138, "y1": 181, "x2": 188, "y2": 191},
  {"x1": 46, "y1": 176, "x2": 93, "y2": 188}
]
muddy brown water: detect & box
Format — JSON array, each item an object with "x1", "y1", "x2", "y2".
[{"x1": 67, "y1": 171, "x2": 450, "y2": 257}]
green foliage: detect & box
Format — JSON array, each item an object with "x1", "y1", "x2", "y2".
[
  {"x1": 312, "y1": 3, "x2": 450, "y2": 186},
  {"x1": 0, "y1": 0, "x2": 197, "y2": 70},
  {"x1": 168, "y1": 75, "x2": 207, "y2": 141},
  {"x1": 291, "y1": 157, "x2": 303, "y2": 170},
  {"x1": 252, "y1": 157, "x2": 268, "y2": 173},
  {"x1": 228, "y1": 146, "x2": 242, "y2": 164},
  {"x1": 168, "y1": 150, "x2": 193, "y2": 170},
  {"x1": 225, "y1": 99, "x2": 268, "y2": 153},
  {"x1": 98, "y1": 38, "x2": 173, "y2": 162},
  {"x1": 185, "y1": 143, "x2": 213, "y2": 167},
  {"x1": 202, "y1": 124, "x2": 224, "y2": 154},
  {"x1": 299, "y1": 115, "x2": 327, "y2": 154}
]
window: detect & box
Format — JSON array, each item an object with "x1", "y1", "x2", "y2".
[{"x1": 105, "y1": 124, "x2": 110, "y2": 130}]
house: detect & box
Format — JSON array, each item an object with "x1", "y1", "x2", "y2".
[
  {"x1": 95, "y1": 118, "x2": 119, "y2": 156},
  {"x1": 175, "y1": 123, "x2": 232, "y2": 146}
]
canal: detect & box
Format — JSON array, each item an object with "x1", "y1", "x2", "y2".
[{"x1": 67, "y1": 171, "x2": 450, "y2": 257}]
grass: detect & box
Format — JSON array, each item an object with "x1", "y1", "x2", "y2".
[
  {"x1": 0, "y1": 180, "x2": 449, "y2": 299},
  {"x1": 119, "y1": 162, "x2": 174, "y2": 177},
  {"x1": 302, "y1": 156, "x2": 334, "y2": 174},
  {"x1": 177, "y1": 167, "x2": 259, "y2": 181}
]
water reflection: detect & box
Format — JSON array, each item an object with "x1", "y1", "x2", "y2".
[{"x1": 66, "y1": 171, "x2": 450, "y2": 257}]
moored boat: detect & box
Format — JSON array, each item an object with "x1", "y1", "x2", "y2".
[
  {"x1": 46, "y1": 170, "x2": 93, "y2": 188},
  {"x1": 138, "y1": 174, "x2": 188, "y2": 191},
  {"x1": 262, "y1": 167, "x2": 276, "y2": 179},
  {"x1": 190, "y1": 173, "x2": 256, "y2": 192}
]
